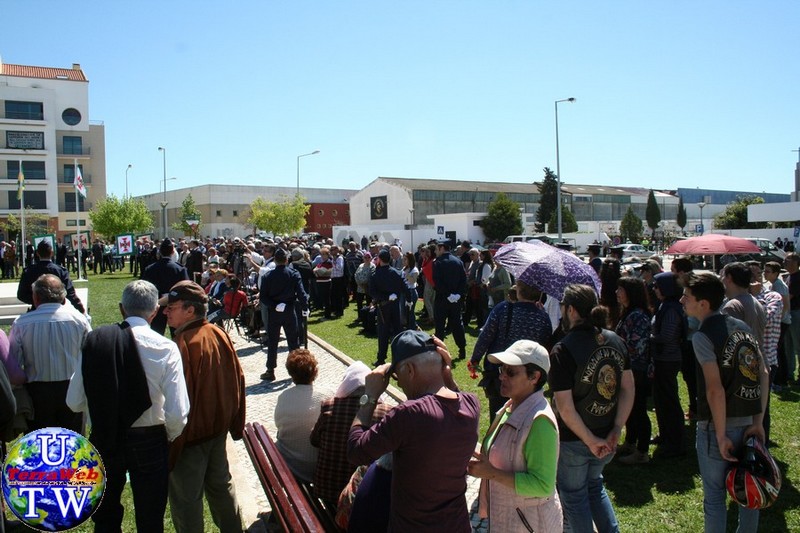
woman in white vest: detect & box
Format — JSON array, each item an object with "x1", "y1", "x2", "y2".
[{"x1": 468, "y1": 339, "x2": 563, "y2": 532}]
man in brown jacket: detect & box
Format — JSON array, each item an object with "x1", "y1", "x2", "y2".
[{"x1": 162, "y1": 280, "x2": 246, "y2": 533}]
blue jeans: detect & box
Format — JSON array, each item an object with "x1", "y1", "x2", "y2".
[
  {"x1": 557, "y1": 440, "x2": 618, "y2": 533},
  {"x1": 696, "y1": 423, "x2": 759, "y2": 533}
]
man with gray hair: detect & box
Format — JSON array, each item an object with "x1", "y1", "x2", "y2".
[
  {"x1": 67, "y1": 279, "x2": 190, "y2": 532},
  {"x1": 348, "y1": 330, "x2": 479, "y2": 532},
  {"x1": 9, "y1": 274, "x2": 91, "y2": 432}
]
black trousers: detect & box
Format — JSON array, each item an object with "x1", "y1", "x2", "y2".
[
  {"x1": 376, "y1": 302, "x2": 401, "y2": 363},
  {"x1": 331, "y1": 277, "x2": 347, "y2": 316},
  {"x1": 316, "y1": 281, "x2": 332, "y2": 318},
  {"x1": 681, "y1": 342, "x2": 698, "y2": 415},
  {"x1": 434, "y1": 298, "x2": 466, "y2": 352},
  {"x1": 26, "y1": 381, "x2": 81, "y2": 433},
  {"x1": 626, "y1": 369, "x2": 652, "y2": 453},
  {"x1": 92, "y1": 425, "x2": 169, "y2": 533},
  {"x1": 267, "y1": 305, "x2": 299, "y2": 370},
  {"x1": 653, "y1": 360, "x2": 685, "y2": 452}
]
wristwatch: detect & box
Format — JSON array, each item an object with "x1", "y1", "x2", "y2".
[{"x1": 359, "y1": 394, "x2": 376, "y2": 407}]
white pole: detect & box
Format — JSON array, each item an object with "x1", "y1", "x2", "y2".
[
  {"x1": 74, "y1": 158, "x2": 84, "y2": 280},
  {"x1": 19, "y1": 159, "x2": 26, "y2": 269}
]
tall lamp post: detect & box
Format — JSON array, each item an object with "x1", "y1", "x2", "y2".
[
  {"x1": 158, "y1": 147, "x2": 169, "y2": 239},
  {"x1": 555, "y1": 97, "x2": 576, "y2": 242},
  {"x1": 296, "y1": 150, "x2": 320, "y2": 196},
  {"x1": 697, "y1": 201, "x2": 706, "y2": 235},
  {"x1": 125, "y1": 164, "x2": 132, "y2": 198}
]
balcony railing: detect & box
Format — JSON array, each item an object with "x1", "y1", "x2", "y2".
[{"x1": 57, "y1": 147, "x2": 92, "y2": 156}]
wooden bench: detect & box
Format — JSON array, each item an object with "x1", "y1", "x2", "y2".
[{"x1": 243, "y1": 422, "x2": 341, "y2": 532}]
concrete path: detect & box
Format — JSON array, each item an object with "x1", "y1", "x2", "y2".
[{"x1": 225, "y1": 328, "x2": 487, "y2": 532}]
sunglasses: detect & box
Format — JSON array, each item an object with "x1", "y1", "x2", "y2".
[{"x1": 500, "y1": 365, "x2": 523, "y2": 378}]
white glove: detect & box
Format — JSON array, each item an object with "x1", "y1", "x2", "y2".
[
  {"x1": 302, "y1": 310, "x2": 310, "y2": 317},
  {"x1": 275, "y1": 303, "x2": 286, "y2": 313},
  {"x1": 449, "y1": 293, "x2": 461, "y2": 303},
  {"x1": 388, "y1": 293, "x2": 398, "y2": 301}
]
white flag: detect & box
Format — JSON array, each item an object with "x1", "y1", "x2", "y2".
[{"x1": 74, "y1": 166, "x2": 87, "y2": 198}]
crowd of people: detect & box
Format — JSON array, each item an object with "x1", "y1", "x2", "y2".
[{"x1": 0, "y1": 229, "x2": 794, "y2": 532}]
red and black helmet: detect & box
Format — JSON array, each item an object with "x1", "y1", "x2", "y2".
[{"x1": 725, "y1": 437, "x2": 781, "y2": 509}]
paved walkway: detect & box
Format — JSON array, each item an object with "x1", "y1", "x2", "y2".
[{"x1": 225, "y1": 328, "x2": 487, "y2": 532}]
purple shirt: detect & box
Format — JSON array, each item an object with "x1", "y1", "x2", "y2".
[{"x1": 348, "y1": 392, "x2": 479, "y2": 533}]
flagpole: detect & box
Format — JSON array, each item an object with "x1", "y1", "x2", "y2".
[
  {"x1": 73, "y1": 159, "x2": 84, "y2": 280},
  {"x1": 19, "y1": 160, "x2": 26, "y2": 270}
]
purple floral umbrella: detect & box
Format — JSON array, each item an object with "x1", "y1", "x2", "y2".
[{"x1": 494, "y1": 240, "x2": 602, "y2": 301}]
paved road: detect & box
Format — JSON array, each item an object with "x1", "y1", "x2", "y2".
[{"x1": 225, "y1": 329, "x2": 487, "y2": 532}]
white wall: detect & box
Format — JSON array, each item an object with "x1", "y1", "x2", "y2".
[{"x1": 348, "y1": 179, "x2": 414, "y2": 226}]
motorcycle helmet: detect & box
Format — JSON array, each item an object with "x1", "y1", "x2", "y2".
[{"x1": 725, "y1": 436, "x2": 781, "y2": 509}]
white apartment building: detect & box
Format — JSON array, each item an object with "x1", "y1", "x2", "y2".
[{"x1": 0, "y1": 56, "x2": 106, "y2": 241}]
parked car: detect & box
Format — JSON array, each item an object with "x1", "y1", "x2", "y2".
[{"x1": 617, "y1": 243, "x2": 651, "y2": 260}]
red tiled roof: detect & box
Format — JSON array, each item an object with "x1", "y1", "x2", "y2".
[{"x1": 0, "y1": 63, "x2": 87, "y2": 82}]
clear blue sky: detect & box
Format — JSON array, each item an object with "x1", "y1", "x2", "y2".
[{"x1": 4, "y1": 1, "x2": 799, "y2": 199}]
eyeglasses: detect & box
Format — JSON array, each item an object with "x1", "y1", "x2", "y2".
[{"x1": 500, "y1": 365, "x2": 522, "y2": 378}]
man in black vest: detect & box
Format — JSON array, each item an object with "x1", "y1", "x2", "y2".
[
  {"x1": 549, "y1": 283, "x2": 633, "y2": 533},
  {"x1": 259, "y1": 248, "x2": 308, "y2": 381},
  {"x1": 680, "y1": 272, "x2": 769, "y2": 532},
  {"x1": 143, "y1": 239, "x2": 189, "y2": 335}
]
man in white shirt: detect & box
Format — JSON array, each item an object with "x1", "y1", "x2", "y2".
[
  {"x1": 67, "y1": 279, "x2": 190, "y2": 533},
  {"x1": 9, "y1": 274, "x2": 91, "y2": 432}
]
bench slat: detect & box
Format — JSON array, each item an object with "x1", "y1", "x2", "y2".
[{"x1": 244, "y1": 422, "x2": 326, "y2": 532}]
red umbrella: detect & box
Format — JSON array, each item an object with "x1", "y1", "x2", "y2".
[{"x1": 665, "y1": 234, "x2": 760, "y2": 255}]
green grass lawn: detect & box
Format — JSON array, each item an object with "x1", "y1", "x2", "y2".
[
  {"x1": 7, "y1": 272, "x2": 798, "y2": 531},
  {"x1": 309, "y1": 300, "x2": 800, "y2": 532}
]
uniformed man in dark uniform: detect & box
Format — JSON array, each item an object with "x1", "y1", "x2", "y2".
[
  {"x1": 142, "y1": 238, "x2": 190, "y2": 335},
  {"x1": 259, "y1": 248, "x2": 308, "y2": 381},
  {"x1": 587, "y1": 244, "x2": 602, "y2": 274},
  {"x1": 17, "y1": 240, "x2": 85, "y2": 314},
  {"x1": 433, "y1": 240, "x2": 467, "y2": 359},
  {"x1": 369, "y1": 249, "x2": 405, "y2": 366}
]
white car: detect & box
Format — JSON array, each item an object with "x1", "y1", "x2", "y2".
[{"x1": 617, "y1": 244, "x2": 651, "y2": 259}]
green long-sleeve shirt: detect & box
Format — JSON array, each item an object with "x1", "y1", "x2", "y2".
[{"x1": 482, "y1": 412, "x2": 558, "y2": 497}]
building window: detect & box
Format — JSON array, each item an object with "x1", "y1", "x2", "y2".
[
  {"x1": 61, "y1": 108, "x2": 82, "y2": 126},
  {"x1": 7, "y1": 161, "x2": 45, "y2": 180},
  {"x1": 66, "y1": 219, "x2": 87, "y2": 227},
  {"x1": 5, "y1": 101, "x2": 44, "y2": 120},
  {"x1": 9, "y1": 191, "x2": 47, "y2": 209},
  {"x1": 216, "y1": 210, "x2": 222, "y2": 217},
  {"x1": 232, "y1": 210, "x2": 238, "y2": 217},
  {"x1": 63, "y1": 164, "x2": 84, "y2": 183},
  {"x1": 64, "y1": 192, "x2": 86, "y2": 212},
  {"x1": 332, "y1": 209, "x2": 338, "y2": 217},
  {"x1": 318, "y1": 209, "x2": 324, "y2": 216},
  {"x1": 63, "y1": 136, "x2": 83, "y2": 155}
]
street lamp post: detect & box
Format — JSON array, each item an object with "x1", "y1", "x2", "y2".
[
  {"x1": 296, "y1": 150, "x2": 320, "y2": 196},
  {"x1": 158, "y1": 147, "x2": 167, "y2": 239},
  {"x1": 555, "y1": 97, "x2": 576, "y2": 242},
  {"x1": 125, "y1": 164, "x2": 132, "y2": 198},
  {"x1": 697, "y1": 202, "x2": 706, "y2": 235}
]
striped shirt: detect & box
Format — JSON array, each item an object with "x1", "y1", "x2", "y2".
[{"x1": 9, "y1": 302, "x2": 91, "y2": 382}]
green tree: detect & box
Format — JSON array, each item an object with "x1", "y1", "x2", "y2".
[
  {"x1": 547, "y1": 205, "x2": 578, "y2": 233},
  {"x1": 172, "y1": 193, "x2": 203, "y2": 237},
  {"x1": 247, "y1": 195, "x2": 310, "y2": 236},
  {"x1": 619, "y1": 206, "x2": 644, "y2": 242},
  {"x1": 0, "y1": 210, "x2": 53, "y2": 241},
  {"x1": 89, "y1": 195, "x2": 154, "y2": 240},
  {"x1": 481, "y1": 192, "x2": 522, "y2": 241},
  {"x1": 535, "y1": 167, "x2": 558, "y2": 232},
  {"x1": 713, "y1": 195, "x2": 769, "y2": 230},
  {"x1": 645, "y1": 189, "x2": 661, "y2": 239},
  {"x1": 676, "y1": 196, "x2": 687, "y2": 233}
]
